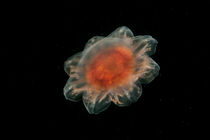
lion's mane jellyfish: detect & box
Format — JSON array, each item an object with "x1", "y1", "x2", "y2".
[{"x1": 64, "y1": 26, "x2": 160, "y2": 114}]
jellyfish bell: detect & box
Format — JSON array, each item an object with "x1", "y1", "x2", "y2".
[{"x1": 64, "y1": 26, "x2": 160, "y2": 114}]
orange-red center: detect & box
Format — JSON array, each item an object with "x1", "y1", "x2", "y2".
[{"x1": 86, "y1": 46, "x2": 135, "y2": 89}]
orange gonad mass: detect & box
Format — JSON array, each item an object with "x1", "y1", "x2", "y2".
[{"x1": 86, "y1": 46, "x2": 135, "y2": 89}]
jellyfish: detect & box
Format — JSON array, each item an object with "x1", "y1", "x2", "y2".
[{"x1": 64, "y1": 26, "x2": 160, "y2": 114}]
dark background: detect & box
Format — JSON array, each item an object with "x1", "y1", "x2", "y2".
[{"x1": 9, "y1": 1, "x2": 208, "y2": 139}]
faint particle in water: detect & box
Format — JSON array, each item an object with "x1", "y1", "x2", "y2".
[{"x1": 64, "y1": 26, "x2": 160, "y2": 114}]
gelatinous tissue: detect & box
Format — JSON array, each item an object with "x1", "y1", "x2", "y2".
[{"x1": 64, "y1": 26, "x2": 160, "y2": 114}]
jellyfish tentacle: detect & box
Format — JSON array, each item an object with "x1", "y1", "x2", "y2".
[
  {"x1": 82, "y1": 90, "x2": 111, "y2": 114},
  {"x1": 110, "y1": 83, "x2": 142, "y2": 106},
  {"x1": 110, "y1": 90, "x2": 131, "y2": 106},
  {"x1": 108, "y1": 26, "x2": 134, "y2": 38},
  {"x1": 132, "y1": 35, "x2": 158, "y2": 56},
  {"x1": 64, "y1": 77, "x2": 87, "y2": 101},
  {"x1": 64, "y1": 52, "x2": 82, "y2": 75},
  {"x1": 135, "y1": 56, "x2": 160, "y2": 84},
  {"x1": 129, "y1": 81, "x2": 142, "y2": 102}
]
